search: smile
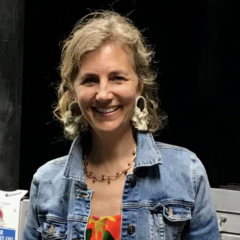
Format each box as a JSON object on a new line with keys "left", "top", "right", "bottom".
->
{"left": 93, "top": 106, "right": 120, "bottom": 113}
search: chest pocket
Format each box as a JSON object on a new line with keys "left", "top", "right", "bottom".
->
{"left": 37, "top": 222, "right": 67, "bottom": 240}
{"left": 150, "top": 200, "right": 193, "bottom": 240}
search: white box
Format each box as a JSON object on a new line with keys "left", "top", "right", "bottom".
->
{"left": 211, "top": 188, "right": 240, "bottom": 239}
{"left": 0, "top": 190, "right": 29, "bottom": 240}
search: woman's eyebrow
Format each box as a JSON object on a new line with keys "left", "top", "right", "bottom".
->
{"left": 80, "top": 71, "right": 129, "bottom": 80}
{"left": 108, "top": 71, "right": 129, "bottom": 77}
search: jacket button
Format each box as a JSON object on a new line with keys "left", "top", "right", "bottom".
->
{"left": 127, "top": 224, "right": 135, "bottom": 234}
{"left": 130, "top": 177, "right": 136, "bottom": 187}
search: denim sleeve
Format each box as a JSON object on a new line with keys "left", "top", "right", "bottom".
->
{"left": 23, "top": 175, "right": 41, "bottom": 240}
{"left": 182, "top": 156, "right": 220, "bottom": 240}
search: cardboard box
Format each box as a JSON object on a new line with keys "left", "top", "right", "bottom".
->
{"left": 0, "top": 190, "right": 29, "bottom": 240}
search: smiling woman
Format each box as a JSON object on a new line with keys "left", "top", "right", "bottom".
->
{"left": 54, "top": 11, "right": 164, "bottom": 140}
{"left": 23, "top": 11, "right": 220, "bottom": 240}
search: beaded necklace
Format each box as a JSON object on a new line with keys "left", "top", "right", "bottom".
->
{"left": 83, "top": 145, "right": 137, "bottom": 183}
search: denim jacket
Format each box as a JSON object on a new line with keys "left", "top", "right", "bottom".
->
{"left": 23, "top": 132, "right": 220, "bottom": 240}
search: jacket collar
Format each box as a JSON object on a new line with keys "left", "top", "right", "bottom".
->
{"left": 134, "top": 132, "right": 162, "bottom": 170}
{"left": 63, "top": 132, "right": 161, "bottom": 181}
{"left": 63, "top": 136, "right": 85, "bottom": 182}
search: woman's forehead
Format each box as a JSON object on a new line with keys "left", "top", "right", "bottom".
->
{"left": 79, "top": 43, "right": 135, "bottom": 75}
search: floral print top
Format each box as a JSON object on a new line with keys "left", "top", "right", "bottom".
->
{"left": 86, "top": 215, "right": 121, "bottom": 240}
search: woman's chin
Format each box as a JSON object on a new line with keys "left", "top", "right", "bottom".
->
{"left": 91, "top": 123, "right": 132, "bottom": 135}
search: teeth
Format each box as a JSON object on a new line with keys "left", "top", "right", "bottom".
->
{"left": 95, "top": 107, "right": 118, "bottom": 113}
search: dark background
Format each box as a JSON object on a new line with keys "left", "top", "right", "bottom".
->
{"left": 19, "top": 0, "right": 240, "bottom": 191}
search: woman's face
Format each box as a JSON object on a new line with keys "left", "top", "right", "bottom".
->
{"left": 73, "top": 43, "right": 142, "bottom": 135}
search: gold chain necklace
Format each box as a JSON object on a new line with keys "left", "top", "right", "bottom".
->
{"left": 83, "top": 145, "right": 137, "bottom": 184}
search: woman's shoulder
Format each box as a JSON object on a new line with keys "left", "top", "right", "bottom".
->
{"left": 33, "top": 155, "right": 68, "bottom": 183}
{"left": 39, "top": 155, "right": 68, "bottom": 168}
{"left": 154, "top": 141, "right": 206, "bottom": 174}
{"left": 155, "top": 141, "right": 197, "bottom": 158}
{"left": 154, "top": 141, "right": 209, "bottom": 195}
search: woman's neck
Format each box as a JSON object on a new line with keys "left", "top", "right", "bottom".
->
{"left": 88, "top": 127, "right": 136, "bottom": 167}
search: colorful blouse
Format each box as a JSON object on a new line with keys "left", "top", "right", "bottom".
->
{"left": 86, "top": 215, "right": 121, "bottom": 240}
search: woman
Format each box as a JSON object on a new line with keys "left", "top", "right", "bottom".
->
{"left": 23, "top": 11, "right": 220, "bottom": 240}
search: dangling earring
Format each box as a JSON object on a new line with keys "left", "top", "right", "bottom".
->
{"left": 131, "top": 96, "right": 149, "bottom": 131}
{"left": 64, "top": 101, "right": 89, "bottom": 134}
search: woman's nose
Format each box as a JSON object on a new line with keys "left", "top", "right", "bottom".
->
{"left": 95, "top": 81, "right": 113, "bottom": 103}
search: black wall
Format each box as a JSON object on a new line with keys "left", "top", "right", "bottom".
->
{"left": 19, "top": 0, "right": 240, "bottom": 191}
{"left": 0, "top": 0, "right": 24, "bottom": 190}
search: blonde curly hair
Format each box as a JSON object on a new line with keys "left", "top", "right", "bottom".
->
{"left": 54, "top": 11, "right": 167, "bottom": 140}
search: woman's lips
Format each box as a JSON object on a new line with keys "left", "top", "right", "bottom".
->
{"left": 93, "top": 106, "right": 120, "bottom": 113}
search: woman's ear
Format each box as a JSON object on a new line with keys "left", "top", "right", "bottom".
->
{"left": 137, "top": 81, "right": 144, "bottom": 95}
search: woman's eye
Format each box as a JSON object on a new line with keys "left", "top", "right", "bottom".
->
{"left": 82, "top": 77, "right": 98, "bottom": 85}
{"left": 111, "top": 76, "right": 124, "bottom": 82}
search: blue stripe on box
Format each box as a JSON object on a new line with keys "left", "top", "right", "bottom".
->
{"left": 0, "top": 228, "right": 15, "bottom": 240}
